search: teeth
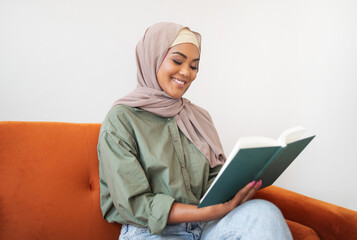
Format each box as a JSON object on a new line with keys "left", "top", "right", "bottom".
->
{"left": 172, "top": 78, "right": 185, "bottom": 85}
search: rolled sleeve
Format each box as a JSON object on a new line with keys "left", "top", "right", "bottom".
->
{"left": 148, "top": 194, "right": 175, "bottom": 235}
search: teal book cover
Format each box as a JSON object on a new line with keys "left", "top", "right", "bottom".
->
{"left": 198, "top": 127, "right": 315, "bottom": 208}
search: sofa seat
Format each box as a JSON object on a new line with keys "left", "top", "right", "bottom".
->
{"left": 1, "top": 121, "right": 356, "bottom": 240}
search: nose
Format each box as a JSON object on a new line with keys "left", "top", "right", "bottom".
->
{"left": 178, "top": 64, "right": 190, "bottom": 79}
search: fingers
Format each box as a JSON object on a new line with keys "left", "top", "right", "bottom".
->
{"left": 241, "top": 179, "right": 262, "bottom": 204}
{"left": 226, "top": 179, "right": 263, "bottom": 210}
{"left": 229, "top": 180, "right": 258, "bottom": 207}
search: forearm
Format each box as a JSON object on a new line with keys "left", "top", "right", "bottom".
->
{"left": 167, "top": 180, "right": 261, "bottom": 224}
{"left": 167, "top": 202, "right": 228, "bottom": 224}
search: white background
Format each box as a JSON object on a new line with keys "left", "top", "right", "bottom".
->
{"left": 1, "top": 0, "right": 356, "bottom": 210}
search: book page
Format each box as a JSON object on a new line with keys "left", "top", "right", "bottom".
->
{"left": 277, "top": 126, "right": 306, "bottom": 146}
{"left": 237, "top": 137, "right": 280, "bottom": 149}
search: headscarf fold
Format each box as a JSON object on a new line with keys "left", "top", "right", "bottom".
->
{"left": 112, "top": 22, "right": 226, "bottom": 167}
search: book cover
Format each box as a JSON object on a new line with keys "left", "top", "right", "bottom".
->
{"left": 198, "top": 127, "right": 315, "bottom": 208}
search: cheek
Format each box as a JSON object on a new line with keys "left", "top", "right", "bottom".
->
{"left": 157, "top": 62, "right": 171, "bottom": 82}
{"left": 191, "top": 71, "right": 198, "bottom": 81}
{"left": 161, "top": 61, "right": 177, "bottom": 76}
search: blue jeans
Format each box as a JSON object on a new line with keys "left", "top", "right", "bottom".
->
{"left": 119, "top": 199, "right": 293, "bottom": 240}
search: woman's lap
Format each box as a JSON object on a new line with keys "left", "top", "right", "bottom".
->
{"left": 119, "top": 222, "right": 203, "bottom": 240}
{"left": 200, "top": 199, "right": 293, "bottom": 240}
{"left": 119, "top": 199, "right": 292, "bottom": 240}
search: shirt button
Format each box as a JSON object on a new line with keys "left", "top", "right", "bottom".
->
{"left": 167, "top": 117, "right": 171, "bottom": 121}
{"left": 174, "top": 139, "right": 178, "bottom": 142}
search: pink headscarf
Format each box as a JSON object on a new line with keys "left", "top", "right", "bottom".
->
{"left": 112, "top": 22, "right": 226, "bottom": 167}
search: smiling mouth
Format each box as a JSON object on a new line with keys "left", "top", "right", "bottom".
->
{"left": 171, "top": 77, "right": 186, "bottom": 85}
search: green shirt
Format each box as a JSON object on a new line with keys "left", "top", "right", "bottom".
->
{"left": 97, "top": 105, "right": 221, "bottom": 235}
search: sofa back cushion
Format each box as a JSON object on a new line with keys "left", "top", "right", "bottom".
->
{"left": 0, "top": 121, "right": 121, "bottom": 240}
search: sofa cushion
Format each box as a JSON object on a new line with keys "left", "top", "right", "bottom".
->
{"left": 286, "top": 219, "right": 320, "bottom": 240}
{"left": 0, "top": 122, "right": 121, "bottom": 240}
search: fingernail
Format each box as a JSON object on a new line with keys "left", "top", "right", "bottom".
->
{"left": 250, "top": 180, "right": 256, "bottom": 188}
{"left": 258, "top": 180, "right": 262, "bottom": 188}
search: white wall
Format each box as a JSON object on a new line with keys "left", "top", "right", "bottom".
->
{"left": 1, "top": 0, "right": 356, "bottom": 211}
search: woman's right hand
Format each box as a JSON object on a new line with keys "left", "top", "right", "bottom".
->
{"left": 167, "top": 180, "right": 262, "bottom": 224}
{"left": 202, "top": 180, "right": 262, "bottom": 221}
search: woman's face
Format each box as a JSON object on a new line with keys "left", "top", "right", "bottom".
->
{"left": 157, "top": 43, "right": 200, "bottom": 99}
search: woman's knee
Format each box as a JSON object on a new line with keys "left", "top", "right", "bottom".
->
{"left": 247, "top": 199, "right": 281, "bottom": 213}
{"left": 248, "top": 199, "right": 288, "bottom": 228}
{"left": 202, "top": 199, "right": 291, "bottom": 239}
{"left": 230, "top": 199, "right": 285, "bottom": 223}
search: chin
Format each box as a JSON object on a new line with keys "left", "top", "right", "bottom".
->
{"left": 165, "top": 86, "right": 189, "bottom": 99}
{"left": 167, "top": 91, "right": 184, "bottom": 99}
{"left": 170, "top": 94, "right": 183, "bottom": 99}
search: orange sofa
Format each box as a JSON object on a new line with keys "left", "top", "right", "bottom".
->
{"left": 1, "top": 121, "right": 356, "bottom": 240}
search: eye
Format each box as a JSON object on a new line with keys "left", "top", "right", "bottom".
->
{"left": 172, "top": 59, "right": 182, "bottom": 65}
{"left": 190, "top": 65, "right": 198, "bottom": 70}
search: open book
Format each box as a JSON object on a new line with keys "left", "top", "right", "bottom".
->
{"left": 198, "top": 126, "right": 315, "bottom": 208}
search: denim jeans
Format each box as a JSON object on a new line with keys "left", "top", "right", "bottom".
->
{"left": 119, "top": 199, "right": 293, "bottom": 240}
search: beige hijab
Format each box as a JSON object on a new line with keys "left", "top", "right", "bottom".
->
{"left": 112, "top": 22, "right": 226, "bottom": 167}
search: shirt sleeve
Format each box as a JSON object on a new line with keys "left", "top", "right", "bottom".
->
{"left": 98, "top": 129, "right": 175, "bottom": 235}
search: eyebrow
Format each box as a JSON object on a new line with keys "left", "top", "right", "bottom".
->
{"left": 171, "top": 51, "right": 200, "bottom": 62}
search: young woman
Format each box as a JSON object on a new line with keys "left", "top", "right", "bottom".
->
{"left": 97, "top": 22, "right": 293, "bottom": 240}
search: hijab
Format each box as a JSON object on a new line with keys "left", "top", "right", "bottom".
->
{"left": 112, "top": 22, "right": 226, "bottom": 167}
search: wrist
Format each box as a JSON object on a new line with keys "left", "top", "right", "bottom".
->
{"left": 200, "top": 204, "right": 229, "bottom": 222}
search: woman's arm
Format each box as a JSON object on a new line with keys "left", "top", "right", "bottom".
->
{"left": 167, "top": 180, "right": 262, "bottom": 223}
{"left": 99, "top": 128, "right": 175, "bottom": 235}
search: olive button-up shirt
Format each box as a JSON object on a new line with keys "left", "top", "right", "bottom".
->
{"left": 97, "top": 105, "right": 221, "bottom": 235}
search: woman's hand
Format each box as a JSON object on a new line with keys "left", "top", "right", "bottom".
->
{"left": 167, "top": 180, "right": 262, "bottom": 224}
{"left": 200, "top": 180, "right": 262, "bottom": 221}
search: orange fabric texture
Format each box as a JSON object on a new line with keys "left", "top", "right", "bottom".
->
{"left": 286, "top": 220, "right": 320, "bottom": 240}
{"left": 0, "top": 122, "right": 121, "bottom": 240}
{"left": 255, "top": 186, "right": 357, "bottom": 239}
{"left": 1, "top": 121, "right": 356, "bottom": 240}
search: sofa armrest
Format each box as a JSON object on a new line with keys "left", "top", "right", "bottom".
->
{"left": 254, "top": 185, "right": 357, "bottom": 240}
